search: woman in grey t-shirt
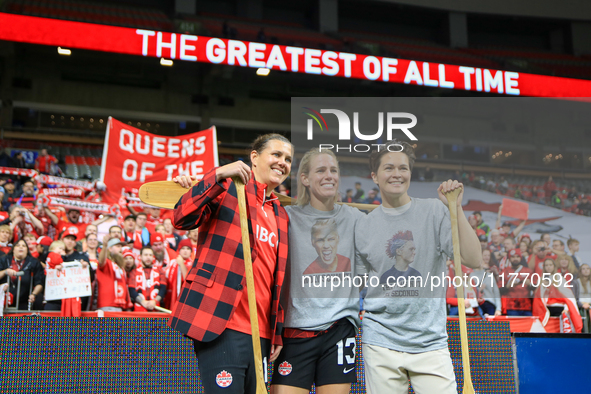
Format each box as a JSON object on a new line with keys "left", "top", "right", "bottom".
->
{"left": 271, "top": 148, "right": 364, "bottom": 394}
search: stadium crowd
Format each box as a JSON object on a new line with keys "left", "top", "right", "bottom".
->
{"left": 0, "top": 153, "right": 589, "bottom": 333}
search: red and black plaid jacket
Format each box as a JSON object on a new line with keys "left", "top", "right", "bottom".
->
{"left": 168, "top": 168, "right": 288, "bottom": 346}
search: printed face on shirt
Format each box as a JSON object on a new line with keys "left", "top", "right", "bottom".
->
{"left": 251, "top": 140, "right": 293, "bottom": 190}
{"left": 141, "top": 249, "right": 154, "bottom": 267}
{"left": 301, "top": 153, "right": 339, "bottom": 204}
{"left": 371, "top": 152, "right": 411, "bottom": 201}
{"left": 13, "top": 240, "right": 28, "bottom": 260}
{"left": 311, "top": 226, "right": 339, "bottom": 266}
{"left": 397, "top": 240, "right": 416, "bottom": 265}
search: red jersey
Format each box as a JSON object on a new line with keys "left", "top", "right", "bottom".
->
{"left": 226, "top": 200, "right": 277, "bottom": 339}
{"left": 96, "top": 259, "right": 130, "bottom": 309}
{"left": 56, "top": 219, "right": 87, "bottom": 241}
{"left": 303, "top": 254, "right": 351, "bottom": 275}
{"left": 35, "top": 154, "right": 57, "bottom": 173}
{"left": 500, "top": 265, "right": 533, "bottom": 311}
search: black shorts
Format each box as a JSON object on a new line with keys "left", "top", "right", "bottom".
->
{"left": 193, "top": 329, "right": 271, "bottom": 394}
{"left": 271, "top": 319, "right": 358, "bottom": 389}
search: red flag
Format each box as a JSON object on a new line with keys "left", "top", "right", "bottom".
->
{"left": 501, "top": 198, "right": 529, "bottom": 221}
{"left": 533, "top": 285, "right": 582, "bottom": 333}
{"left": 100, "top": 118, "right": 219, "bottom": 204}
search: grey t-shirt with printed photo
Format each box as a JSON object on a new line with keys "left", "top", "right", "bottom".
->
{"left": 355, "top": 198, "right": 453, "bottom": 353}
{"left": 284, "top": 203, "right": 365, "bottom": 331}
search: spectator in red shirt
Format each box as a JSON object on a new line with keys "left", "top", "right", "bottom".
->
{"left": 8, "top": 205, "right": 44, "bottom": 242}
{"left": 128, "top": 246, "right": 167, "bottom": 312}
{"left": 34, "top": 149, "right": 58, "bottom": 175}
{"left": 528, "top": 240, "right": 549, "bottom": 276}
{"left": 97, "top": 235, "right": 131, "bottom": 312}
{"left": 543, "top": 176, "right": 557, "bottom": 204}
{"left": 500, "top": 249, "right": 534, "bottom": 316}
{"left": 43, "top": 207, "right": 87, "bottom": 241}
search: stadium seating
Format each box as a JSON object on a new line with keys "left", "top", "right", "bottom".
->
{"left": 3, "top": 0, "right": 173, "bottom": 31}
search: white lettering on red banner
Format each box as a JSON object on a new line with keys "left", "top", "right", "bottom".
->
{"left": 100, "top": 117, "right": 218, "bottom": 204}
{"left": 39, "top": 188, "right": 85, "bottom": 198}
{"left": 1, "top": 13, "right": 591, "bottom": 97}
{"left": 37, "top": 174, "right": 95, "bottom": 191}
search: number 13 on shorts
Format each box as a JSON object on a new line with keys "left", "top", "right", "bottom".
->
{"left": 336, "top": 337, "right": 356, "bottom": 371}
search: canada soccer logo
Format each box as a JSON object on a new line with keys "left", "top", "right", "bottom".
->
{"left": 278, "top": 361, "right": 292, "bottom": 376}
{"left": 216, "top": 370, "right": 233, "bottom": 388}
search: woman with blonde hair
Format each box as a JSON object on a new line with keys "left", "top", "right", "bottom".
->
{"left": 555, "top": 254, "right": 577, "bottom": 278}
{"left": 271, "top": 148, "right": 364, "bottom": 394}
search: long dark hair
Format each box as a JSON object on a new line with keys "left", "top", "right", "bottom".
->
{"left": 9, "top": 238, "right": 31, "bottom": 260}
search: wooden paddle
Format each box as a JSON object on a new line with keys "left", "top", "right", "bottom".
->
{"left": 140, "top": 178, "right": 265, "bottom": 393}
{"left": 232, "top": 177, "right": 267, "bottom": 394}
{"left": 138, "top": 180, "right": 379, "bottom": 211}
{"left": 445, "top": 187, "right": 476, "bottom": 394}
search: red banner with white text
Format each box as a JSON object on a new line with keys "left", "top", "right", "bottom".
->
{"left": 100, "top": 118, "right": 218, "bottom": 204}
{"left": 1, "top": 12, "right": 591, "bottom": 97}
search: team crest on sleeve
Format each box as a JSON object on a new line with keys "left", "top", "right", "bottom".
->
{"left": 278, "top": 361, "right": 292, "bottom": 376}
{"left": 216, "top": 370, "right": 233, "bottom": 388}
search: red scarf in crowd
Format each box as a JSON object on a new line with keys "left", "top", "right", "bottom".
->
{"left": 134, "top": 265, "right": 162, "bottom": 301}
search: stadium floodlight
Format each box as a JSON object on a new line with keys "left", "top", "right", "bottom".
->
{"left": 160, "top": 58, "right": 173, "bottom": 66}
{"left": 256, "top": 68, "right": 270, "bottom": 76}
{"left": 57, "top": 47, "right": 71, "bottom": 56}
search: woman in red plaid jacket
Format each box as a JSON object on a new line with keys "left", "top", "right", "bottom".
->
{"left": 169, "top": 133, "right": 292, "bottom": 394}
